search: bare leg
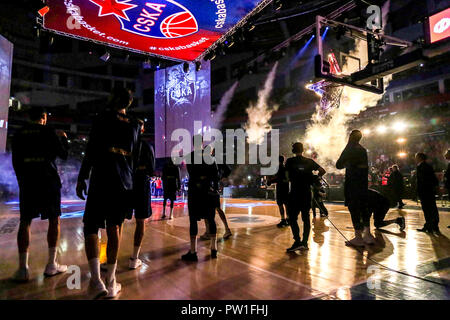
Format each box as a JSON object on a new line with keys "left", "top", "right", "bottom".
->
{"left": 134, "top": 219, "right": 145, "bottom": 249}
{"left": 85, "top": 234, "right": 100, "bottom": 261}
{"left": 16, "top": 220, "right": 31, "bottom": 276}
{"left": 217, "top": 207, "right": 230, "bottom": 231}
{"left": 106, "top": 224, "right": 122, "bottom": 264}
{"left": 162, "top": 199, "right": 166, "bottom": 218}
{"left": 17, "top": 220, "right": 31, "bottom": 254}
{"left": 47, "top": 217, "right": 60, "bottom": 248}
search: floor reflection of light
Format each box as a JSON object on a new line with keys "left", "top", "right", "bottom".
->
{"left": 60, "top": 240, "right": 68, "bottom": 252}
{"left": 248, "top": 206, "right": 252, "bottom": 215}
{"left": 335, "top": 286, "right": 351, "bottom": 300}
{"left": 404, "top": 233, "right": 419, "bottom": 275}
{"left": 221, "top": 198, "right": 227, "bottom": 212}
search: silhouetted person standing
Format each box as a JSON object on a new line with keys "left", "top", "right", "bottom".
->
{"left": 336, "top": 130, "right": 375, "bottom": 247}
{"left": 285, "top": 142, "right": 325, "bottom": 251}
{"left": 389, "top": 165, "right": 405, "bottom": 209}
{"left": 200, "top": 148, "right": 233, "bottom": 240}
{"left": 445, "top": 150, "right": 450, "bottom": 229}
{"left": 268, "top": 156, "right": 289, "bottom": 228}
{"left": 162, "top": 158, "right": 180, "bottom": 220}
{"left": 126, "top": 120, "right": 155, "bottom": 269}
{"left": 12, "top": 108, "right": 69, "bottom": 282}
{"left": 76, "top": 88, "right": 140, "bottom": 299}
{"left": 182, "top": 136, "right": 220, "bottom": 261}
{"left": 415, "top": 153, "right": 440, "bottom": 233}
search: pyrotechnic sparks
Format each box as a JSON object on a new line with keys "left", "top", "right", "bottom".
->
{"left": 244, "top": 62, "right": 279, "bottom": 144}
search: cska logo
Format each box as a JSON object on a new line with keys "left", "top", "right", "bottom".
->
{"left": 89, "top": 0, "right": 198, "bottom": 39}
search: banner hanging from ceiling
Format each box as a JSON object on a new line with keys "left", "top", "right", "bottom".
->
{"left": 40, "top": 0, "right": 267, "bottom": 61}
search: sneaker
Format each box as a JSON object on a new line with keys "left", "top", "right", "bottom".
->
{"left": 199, "top": 233, "right": 210, "bottom": 240}
{"left": 87, "top": 280, "right": 108, "bottom": 300}
{"left": 12, "top": 268, "right": 29, "bottom": 283}
{"left": 44, "top": 263, "right": 68, "bottom": 277}
{"left": 181, "top": 251, "right": 198, "bottom": 261}
{"left": 286, "top": 241, "right": 302, "bottom": 252}
{"left": 320, "top": 212, "right": 328, "bottom": 217}
{"left": 211, "top": 249, "right": 218, "bottom": 259}
{"left": 363, "top": 232, "right": 376, "bottom": 245}
{"left": 128, "top": 258, "right": 142, "bottom": 270}
{"left": 105, "top": 279, "right": 122, "bottom": 299}
{"left": 100, "top": 263, "right": 107, "bottom": 272}
{"left": 161, "top": 215, "right": 166, "bottom": 220}
{"left": 345, "top": 237, "right": 365, "bottom": 247}
{"left": 397, "top": 217, "right": 406, "bottom": 231}
{"left": 416, "top": 226, "right": 431, "bottom": 233}
{"left": 223, "top": 230, "right": 232, "bottom": 239}
{"left": 299, "top": 242, "right": 309, "bottom": 250}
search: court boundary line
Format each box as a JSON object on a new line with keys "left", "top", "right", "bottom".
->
{"left": 147, "top": 224, "right": 332, "bottom": 300}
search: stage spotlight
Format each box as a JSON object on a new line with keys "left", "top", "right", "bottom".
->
{"left": 100, "top": 51, "right": 111, "bottom": 62}
{"left": 376, "top": 125, "right": 387, "bottom": 134}
{"left": 396, "top": 137, "right": 406, "bottom": 144}
{"left": 397, "top": 152, "right": 407, "bottom": 158}
{"left": 362, "top": 128, "right": 371, "bottom": 135}
{"left": 393, "top": 121, "right": 408, "bottom": 132}
{"left": 195, "top": 61, "right": 202, "bottom": 71}
{"left": 183, "top": 62, "right": 189, "bottom": 73}
{"left": 306, "top": 149, "right": 313, "bottom": 155}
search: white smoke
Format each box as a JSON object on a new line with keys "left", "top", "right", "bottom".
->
{"left": 244, "top": 62, "right": 279, "bottom": 144}
{"left": 211, "top": 81, "right": 238, "bottom": 130}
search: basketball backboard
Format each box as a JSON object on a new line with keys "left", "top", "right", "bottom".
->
{"left": 314, "top": 15, "right": 427, "bottom": 94}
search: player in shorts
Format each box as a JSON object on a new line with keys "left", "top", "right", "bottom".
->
{"left": 101, "top": 120, "right": 155, "bottom": 271}
{"left": 11, "top": 107, "right": 69, "bottom": 282}
{"left": 268, "top": 156, "right": 290, "bottom": 228}
{"left": 77, "top": 87, "right": 141, "bottom": 299}
{"left": 161, "top": 158, "right": 180, "bottom": 220}
{"left": 200, "top": 148, "right": 233, "bottom": 240}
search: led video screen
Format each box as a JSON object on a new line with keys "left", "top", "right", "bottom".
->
{"left": 154, "top": 61, "right": 211, "bottom": 158}
{"left": 41, "top": 0, "right": 267, "bottom": 61}
{"left": 427, "top": 7, "right": 450, "bottom": 44}
{"left": 0, "top": 35, "right": 13, "bottom": 153}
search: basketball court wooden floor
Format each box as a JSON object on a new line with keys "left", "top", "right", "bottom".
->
{"left": 0, "top": 198, "right": 449, "bottom": 300}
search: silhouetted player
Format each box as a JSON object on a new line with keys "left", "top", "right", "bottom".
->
{"left": 415, "top": 153, "right": 440, "bottom": 233}
{"left": 126, "top": 120, "right": 155, "bottom": 268}
{"left": 201, "top": 147, "right": 233, "bottom": 240}
{"left": 285, "top": 142, "right": 325, "bottom": 252}
{"left": 336, "top": 130, "right": 375, "bottom": 247}
{"left": 11, "top": 107, "right": 69, "bottom": 282}
{"left": 388, "top": 165, "right": 405, "bottom": 209}
{"left": 77, "top": 87, "right": 140, "bottom": 299}
{"left": 101, "top": 120, "right": 155, "bottom": 272}
{"left": 182, "top": 136, "right": 219, "bottom": 261}
{"left": 445, "top": 150, "right": 450, "bottom": 229}
{"left": 268, "top": 156, "right": 289, "bottom": 228}
{"left": 162, "top": 157, "right": 180, "bottom": 220}
{"left": 368, "top": 189, "right": 405, "bottom": 231}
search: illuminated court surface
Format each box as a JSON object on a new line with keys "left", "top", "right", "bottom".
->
{"left": 0, "top": 198, "right": 449, "bottom": 300}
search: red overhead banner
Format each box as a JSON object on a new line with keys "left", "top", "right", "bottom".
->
{"left": 41, "top": 0, "right": 267, "bottom": 61}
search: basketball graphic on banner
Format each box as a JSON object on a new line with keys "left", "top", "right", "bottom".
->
{"left": 160, "top": 11, "right": 198, "bottom": 38}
